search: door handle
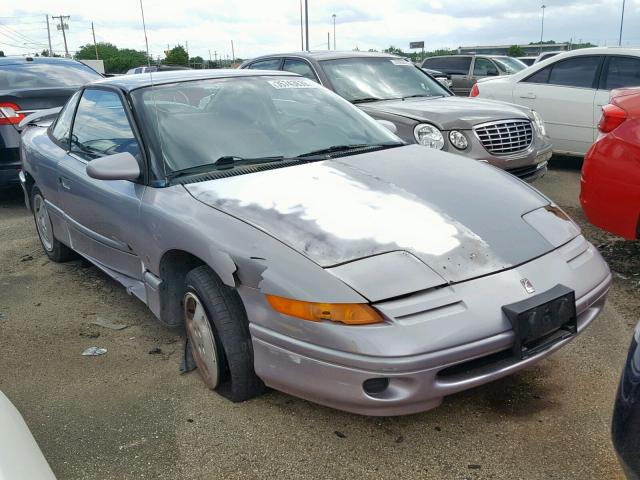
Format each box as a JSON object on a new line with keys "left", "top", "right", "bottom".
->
{"left": 519, "top": 92, "right": 537, "bottom": 99}
{"left": 59, "top": 177, "right": 71, "bottom": 190}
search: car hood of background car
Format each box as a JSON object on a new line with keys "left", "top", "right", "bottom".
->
{"left": 185, "top": 145, "right": 560, "bottom": 285}
{"left": 358, "top": 96, "right": 530, "bottom": 130}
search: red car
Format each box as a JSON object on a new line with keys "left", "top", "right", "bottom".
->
{"left": 581, "top": 88, "right": 640, "bottom": 240}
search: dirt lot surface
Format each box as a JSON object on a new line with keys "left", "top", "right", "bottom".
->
{"left": 1, "top": 158, "right": 638, "bottom": 479}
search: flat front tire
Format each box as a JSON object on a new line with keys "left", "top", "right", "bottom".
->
{"left": 31, "top": 186, "right": 75, "bottom": 262}
{"left": 183, "top": 265, "right": 265, "bottom": 402}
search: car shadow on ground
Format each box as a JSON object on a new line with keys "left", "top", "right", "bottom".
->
{"left": 549, "top": 155, "right": 583, "bottom": 171}
{"left": 0, "top": 185, "right": 24, "bottom": 205}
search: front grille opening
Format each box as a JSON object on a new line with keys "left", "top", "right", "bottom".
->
{"left": 475, "top": 120, "right": 533, "bottom": 156}
{"left": 437, "top": 348, "right": 515, "bottom": 378}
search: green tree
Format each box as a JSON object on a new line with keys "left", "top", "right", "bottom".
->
{"left": 165, "top": 45, "right": 188, "bottom": 66}
{"left": 75, "top": 42, "right": 149, "bottom": 74}
{"left": 189, "top": 55, "right": 204, "bottom": 68}
{"left": 0, "top": 51, "right": 4, "bottom": 57}
{"left": 507, "top": 45, "right": 526, "bottom": 57}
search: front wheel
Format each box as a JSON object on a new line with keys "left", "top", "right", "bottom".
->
{"left": 31, "top": 186, "right": 76, "bottom": 262}
{"left": 183, "top": 266, "right": 265, "bottom": 402}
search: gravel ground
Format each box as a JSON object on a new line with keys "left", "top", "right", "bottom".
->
{"left": 0, "top": 159, "right": 637, "bottom": 480}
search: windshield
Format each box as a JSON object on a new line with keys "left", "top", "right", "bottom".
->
{"left": 492, "top": 57, "right": 527, "bottom": 74}
{"left": 319, "top": 57, "right": 451, "bottom": 102}
{"left": 133, "top": 76, "right": 402, "bottom": 175}
{"left": 0, "top": 62, "right": 102, "bottom": 89}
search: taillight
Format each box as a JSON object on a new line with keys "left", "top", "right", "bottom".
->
{"left": 0, "top": 103, "right": 24, "bottom": 125}
{"left": 598, "top": 104, "right": 627, "bottom": 133}
{"left": 469, "top": 83, "right": 480, "bottom": 97}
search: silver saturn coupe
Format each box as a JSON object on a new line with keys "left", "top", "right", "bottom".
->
{"left": 19, "top": 70, "right": 611, "bottom": 416}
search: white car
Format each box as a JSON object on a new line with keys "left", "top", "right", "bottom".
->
{"left": 0, "top": 391, "right": 56, "bottom": 479}
{"left": 472, "top": 47, "right": 640, "bottom": 156}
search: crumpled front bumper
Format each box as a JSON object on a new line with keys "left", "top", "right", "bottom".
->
{"left": 243, "top": 237, "right": 610, "bottom": 416}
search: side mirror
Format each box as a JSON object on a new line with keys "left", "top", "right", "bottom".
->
{"left": 377, "top": 119, "right": 398, "bottom": 134}
{"left": 86, "top": 152, "right": 141, "bottom": 181}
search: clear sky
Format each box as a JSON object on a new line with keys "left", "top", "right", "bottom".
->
{"left": 0, "top": 0, "right": 638, "bottom": 60}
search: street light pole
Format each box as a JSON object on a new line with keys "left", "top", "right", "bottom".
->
{"left": 304, "top": 0, "right": 309, "bottom": 51}
{"left": 618, "top": 0, "right": 626, "bottom": 46}
{"left": 332, "top": 14, "right": 336, "bottom": 50}
{"left": 539, "top": 5, "right": 546, "bottom": 55}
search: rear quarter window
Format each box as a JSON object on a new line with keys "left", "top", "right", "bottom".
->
{"left": 423, "top": 57, "right": 471, "bottom": 75}
{"left": 604, "top": 56, "right": 640, "bottom": 90}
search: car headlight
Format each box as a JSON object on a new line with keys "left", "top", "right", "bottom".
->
{"left": 448, "top": 130, "right": 468, "bottom": 150}
{"left": 414, "top": 123, "right": 445, "bottom": 149}
{"left": 532, "top": 110, "right": 547, "bottom": 136}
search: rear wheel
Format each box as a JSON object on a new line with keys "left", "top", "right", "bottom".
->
{"left": 31, "top": 186, "right": 75, "bottom": 262}
{"left": 183, "top": 266, "right": 265, "bottom": 402}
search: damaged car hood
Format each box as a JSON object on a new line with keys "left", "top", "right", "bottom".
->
{"left": 185, "top": 145, "right": 555, "bottom": 284}
{"left": 359, "top": 96, "right": 531, "bottom": 130}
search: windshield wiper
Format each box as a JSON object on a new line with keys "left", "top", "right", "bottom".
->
{"left": 402, "top": 94, "right": 441, "bottom": 100}
{"left": 296, "top": 143, "right": 402, "bottom": 159}
{"left": 351, "top": 97, "right": 385, "bottom": 104}
{"left": 167, "top": 155, "right": 284, "bottom": 179}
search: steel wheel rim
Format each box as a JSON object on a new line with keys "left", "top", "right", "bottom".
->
{"left": 34, "top": 194, "right": 53, "bottom": 252}
{"left": 184, "top": 292, "right": 220, "bottom": 389}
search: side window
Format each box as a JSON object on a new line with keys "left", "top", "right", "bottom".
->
{"left": 282, "top": 59, "right": 319, "bottom": 82}
{"left": 547, "top": 56, "right": 602, "bottom": 88}
{"left": 473, "top": 58, "right": 499, "bottom": 76}
{"left": 439, "top": 57, "right": 471, "bottom": 75}
{"left": 70, "top": 89, "right": 141, "bottom": 161}
{"left": 523, "top": 65, "right": 552, "bottom": 84}
{"left": 50, "top": 90, "right": 81, "bottom": 149}
{"left": 248, "top": 59, "right": 281, "bottom": 70}
{"left": 603, "top": 56, "right": 640, "bottom": 90}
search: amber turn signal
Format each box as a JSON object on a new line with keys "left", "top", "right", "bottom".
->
{"left": 265, "top": 295, "right": 384, "bottom": 325}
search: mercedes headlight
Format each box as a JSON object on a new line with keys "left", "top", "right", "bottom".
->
{"left": 449, "top": 130, "right": 469, "bottom": 150}
{"left": 414, "top": 123, "right": 445, "bottom": 149}
{"left": 532, "top": 110, "right": 547, "bottom": 136}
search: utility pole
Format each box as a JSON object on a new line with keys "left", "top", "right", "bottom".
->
{"left": 327, "top": 32, "right": 330, "bottom": 50}
{"left": 52, "top": 15, "right": 70, "bottom": 57}
{"left": 539, "top": 5, "right": 546, "bottom": 55}
{"left": 45, "top": 15, "right": 53, "bottom": 56}
{"left": 304, "top": 0, "right": 309, "bottom": 51}
{"left": 91, "top": 22, "right": 99, "bottom": 59}
{"left": 618, "top": 0, "right": 626, "bottom": 46}
{"left": 231, "top": 40, "right": 235, "bottom": 63}
{"left": 139, "top": 0, "right": 151, "bottom": 66}
{"left": 214, "top": 51, "right": 218, "bottom": 63}
{"left": 299, "top": 0, "right": 304, "bottom": 50}
{"left": 186, "top": 40, "right": 189, "bottom": 66}
{"left": 208, "top": 49, "right": 212, "bottom": 67}
{"left": 332, "top": 14, "right": 336, "bottom": 50}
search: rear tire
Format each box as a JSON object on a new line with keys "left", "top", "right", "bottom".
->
{"left": 31, "top": 186, "right": 76, "bottom": 263}
{"left": 183, "top": 265, "right": 265, "bottom": 402}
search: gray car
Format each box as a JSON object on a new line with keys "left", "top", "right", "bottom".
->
{"left": 241, "top": 52, "right": 551, "bottom": 182}
{"left": 422, "top": 54, "right": 528, "bottom": 96}
{"left": 19, "top": 70, "right": 611, "bottom": 416}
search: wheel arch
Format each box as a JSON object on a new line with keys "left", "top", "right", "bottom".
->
{"left": 157, "top": 249, "right": 238, "bottom": 326}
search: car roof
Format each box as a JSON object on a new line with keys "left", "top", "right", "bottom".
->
{"left": 0, "top": 55, "right": 88, "bottom": 66}
{"left": 247, "top": 51, "right": 399, "bottom": 62}
{"left": 91, "top": 68, "right": 298, "bottom": 92}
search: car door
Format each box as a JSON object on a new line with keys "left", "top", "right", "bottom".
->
{"left": 597, "top": 55, "right": 640, "bottom": 123}
{"left": 513, "top": 55, "right": 603, "bottom": 155}
{"left": 471, "top": 57, "right": 500, "bottom": 85}
{"left": 57, "top": 87, "right": 146, "bottom": 280}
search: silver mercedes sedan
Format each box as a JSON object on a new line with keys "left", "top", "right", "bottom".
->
{"left": 19, "top": 70, "right": 611, "bottom": 416}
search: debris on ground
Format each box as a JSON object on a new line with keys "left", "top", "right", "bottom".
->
{"left": 148, "top": 347, "right": 163, "bottom": 355}
{"left": 82, "top": 346, "right": 107, "bottom": 356}
{"left": 468, "top": 464, "right": 482, "bottom": 470}
{"left": 20, "top": 254, "right": 33, "bottom": 262}
{"left": 91, "top": 316, "right": 129, "bottom": 331}
{"left": 334, "top": 431, "right": 346, "bottom": 438}
{"left": 80, "top": 331, "right": 100, "bottom": 339}
{"left": 0, "top": 313, "right": 6, "bottom": 321}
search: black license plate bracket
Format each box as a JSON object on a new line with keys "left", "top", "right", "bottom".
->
{"left": 502, "top": 284, "right": 577, "bottom": 360}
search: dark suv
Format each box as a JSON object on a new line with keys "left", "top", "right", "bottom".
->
{"left": 0, "top": 56, "right": 102, "bottom": 187}
{"left": 421, "top": 55, "right": 527, "bottom": 96}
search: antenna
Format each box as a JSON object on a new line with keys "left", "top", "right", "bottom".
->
{"left": 139, "top": 0, "right": 151, "bottom": 66}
